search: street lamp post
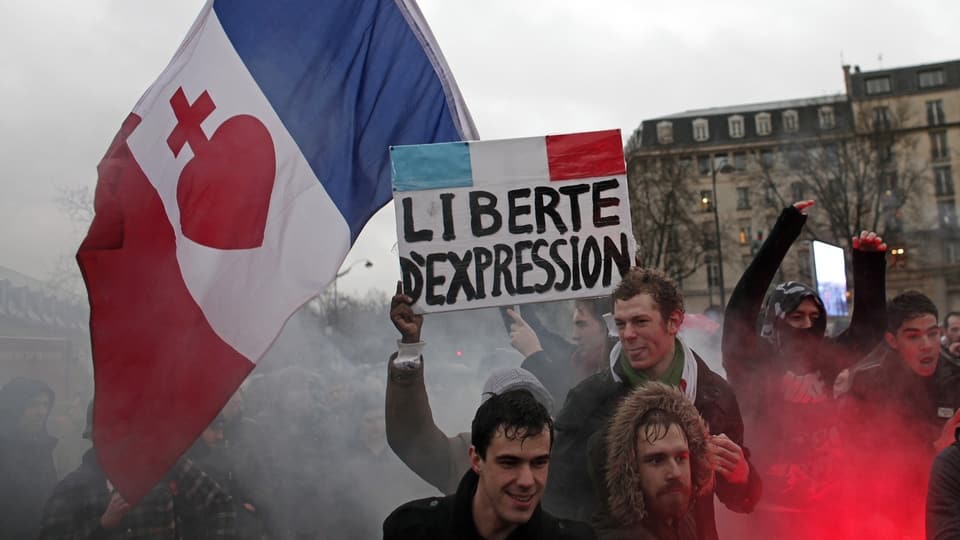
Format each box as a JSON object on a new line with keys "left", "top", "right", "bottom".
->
{"left": 710, "top": 159, "right": 734, "bottom": 308}
{"left": 332, "top": 258, "right": 373, "bottom": 325}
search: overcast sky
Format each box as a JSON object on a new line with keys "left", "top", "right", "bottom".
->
{"left": 2, "top": 0, "right": 958, "bottom": 297}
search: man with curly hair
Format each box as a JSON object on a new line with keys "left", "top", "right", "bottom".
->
{"left": 592, "top": 382, "right": 712, "bottom": 540}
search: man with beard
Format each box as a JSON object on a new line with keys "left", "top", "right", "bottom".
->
{"left": 838, "top": 292, "right": 960, "bottom": 536}
{"left": 545, "top": 268, "right": 761, "bottom": 540}
{"left": 591, "top": 382, "right": 712, "bottom": 540}
{"left": 505, "top": 297, "right": 615, "bottom": 409}
{"left": 720, "top": 200, "right": 886, "bottom": 533}
{"left": 0, "top": 377, "right": 59, "bottom": 539}
{"left": 383, "top": 389, "right": 594, "bottom": 539}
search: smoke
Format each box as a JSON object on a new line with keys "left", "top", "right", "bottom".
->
{"left": 11, "top": 283, "right": 943, "bottom": 539}
{"left": 716, "top": 333, "right": 939, "bottom": 540}
{"left": 218, "top": 290, "right": 526, "bottom": 538}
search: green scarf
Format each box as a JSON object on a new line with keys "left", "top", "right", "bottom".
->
{"left": 619, "top": 338, "right": 684, "bottom": 388}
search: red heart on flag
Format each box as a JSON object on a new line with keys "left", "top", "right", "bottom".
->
{"left": 177, "top": 114, "right": 276, "bottom": 250}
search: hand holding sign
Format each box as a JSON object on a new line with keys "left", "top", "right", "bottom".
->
{"left": 506, "top": 309, "right": 543, "bottom": 357}
{"left": 391, "top": 282, "right": 423, "bottom": 344}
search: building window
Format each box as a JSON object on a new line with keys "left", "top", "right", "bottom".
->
{"left": 881, "top": 171, "right": 899, "bottom": 194}
{"left": 939, "top": 199, "right": 958, "bottom": 228}
{"left": 733, "top": 152, "right": 747, "bottom": 171}
{"left": 787, "top": 147, "right": 806, "bottom": 168}
{"left": 919, "top": 69, "right": 946, "bottom": 89}
{"left": 765, "top": 184, "right": 778, "bottom": 205}
{"left": 700, "top": 190, "right": 714, "bottom": 212}
{"left": 656, "top": 121, "right": 674, "bottom": 144}
{"left": 667, "top": 229, "right": 681, "bottom": 252}
{"left": 782, "top": 110, "right": 799, "bottom": 133}
{"left": 873, "top": 106, "right": 892, "bottom": 131}
{"left": 818, "top": 106, "right": 836, "bottom": 129}
{"left": 736, "top": 187, "right": 751, "bottom": 210}
{"left": 932, "top": 131, "right": 950, "bottom": 160}
{"left": 702, "top": 222, "right": 716, "bottom": 249}
{"left": 928, "top": 100, "right": 946, "bottom": 126}
{"left": 936, "top": 166, "right": 955, "bottom": 196}
{"left": 693, "top": 118, "right": 710, "bottom": 142}
{"left": 822, "top": 143, "right": 839, "bottom": 167}
{"left": 728, "top": 115, "right": 745, "bottom": 138}
{"left": 697, "top": 155, "right": 710, "bottom": 175}
{"left": 877, "top": 140, "right": 895, "bottom": 163}
{"left": 705, "top": 255, "right": 721, "bottom": 288}
{"left": 947, "top": 241, "right": 960, "bottom": 264}
{"left": 759, "top": 149, "right": 776, "bottom": 167}
{"left": 866, "top": 76, "right": 892, "bottom": 95}
{"left": 791, "top": 181, "right": 805, "bottom": 202}
{"left": 755, "top": 113, "right": 772, "bottom": 136}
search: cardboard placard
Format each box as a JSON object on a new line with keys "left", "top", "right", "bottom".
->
{"left": 390, "top": 129, "right": 635, "bottom": 313}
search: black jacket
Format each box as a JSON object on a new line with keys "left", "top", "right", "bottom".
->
{"left": 928, "top": 439, "right": 960, "bottom": 540}
{"left": 383, "top": 469, "right": 595, "bottom": 540}
{"left": 510, "top": 305, "right": 612, "bottom": 411}
{"left": 543, "top": 350, "right": 761, "bottom": 540}
{"left": 841, "top": 344, "right": 960, "bottom": 461}
{"left": 723, "top": 206, "right": 887, "bottom": 418}
{"left": 0, "top": 377, "right": 59, "bottom": 540}
{"left": 721, "top": 207, "right": 886, "bottom": 508}
{"left": 837, "top": 344, "right": 960, "bottom": 534}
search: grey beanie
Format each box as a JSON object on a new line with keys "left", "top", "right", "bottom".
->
{"left": 481, "top": 367, "right": 554, "bottom": 412}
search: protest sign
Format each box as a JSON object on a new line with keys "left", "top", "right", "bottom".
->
{"left": 390, "top": 129, "right": 635, "bottom": 313}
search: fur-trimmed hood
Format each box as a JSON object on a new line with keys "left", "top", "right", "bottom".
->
{"left": 603, "top": 382, "right": 713, "bottom": 528}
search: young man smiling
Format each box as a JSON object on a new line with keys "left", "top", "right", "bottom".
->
{"left": 382, "top": 389, "right": 594, "bottom": 540}
{"left": 545, "top": 268, "right": 760, "bottom": 540}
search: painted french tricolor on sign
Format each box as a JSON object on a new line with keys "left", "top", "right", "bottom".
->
{"left": 78, "top": 0, "right": 476, "bottom": 502}
{"left": 391, "top": 130, "right": 635, "bottom": 313}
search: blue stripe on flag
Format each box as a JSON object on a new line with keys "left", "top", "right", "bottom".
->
{"left": 213, "top": 0, "right": 468, "bottom": 241}
{"left": 391, "top": 142, "right": 472, "bottom": 192}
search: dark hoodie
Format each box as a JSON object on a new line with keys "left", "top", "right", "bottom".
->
{"left": 0, "top": 377, "right": 59, "bottom": 539}
{"left": 722, "top": 206, "right": 886, "bottom": 511}
{"left": 590, "top": 383, "right": 709, "bottom": 540}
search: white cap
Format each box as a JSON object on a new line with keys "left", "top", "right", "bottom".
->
{"left": 481, "top": 367, "right": 554, "bottom": 412}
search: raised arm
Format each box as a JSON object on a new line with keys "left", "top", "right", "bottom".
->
{"left": 504, "top": 308, "right": 568, "bottom": 411}
{"left": 384, "top": 284, "right": 464, "bottom": 494}
{"left": 833, "top": 231, "right": 887, "bottom": 362}
{"left": 722, "top": 202, "right": 810, "bottom": 386}
{"left": 501, "top": 305, "right": 575, "bottom": 365}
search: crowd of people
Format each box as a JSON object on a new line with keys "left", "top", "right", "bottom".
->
{"left": 3, "top": 199, "right": 960, "bottom": 539}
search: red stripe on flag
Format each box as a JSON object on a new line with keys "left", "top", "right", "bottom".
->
{"left": 77, "top": 114, "right": 254, "bottom": 504}
{"left": 545, "top": 129, "right": 625, "bottom": 181}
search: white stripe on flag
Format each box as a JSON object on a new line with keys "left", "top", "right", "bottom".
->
{"left": 469, "top": 136, "right": 549, "bottom": 186}
{"left": 127, "top": 11, "right": 349, "bottom": 362}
